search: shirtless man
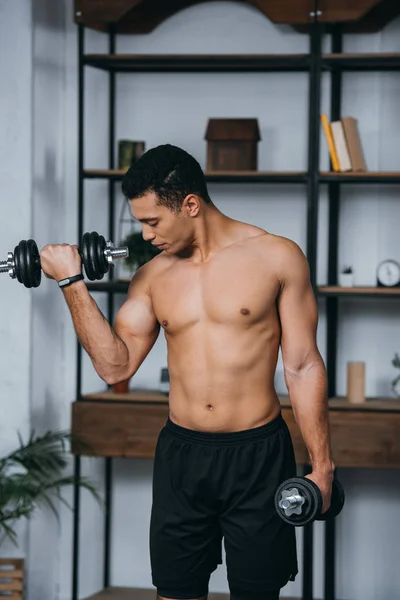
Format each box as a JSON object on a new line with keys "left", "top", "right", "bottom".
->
{"left": 40, "top": 144, "right": 335, "bottom": 600}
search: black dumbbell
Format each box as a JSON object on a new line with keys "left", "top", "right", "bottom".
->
{"left": 0, "top": 232, "right": 129, "bottom": 288}
{"left": 274, "top": 476, "right": 345, "bottom": 526}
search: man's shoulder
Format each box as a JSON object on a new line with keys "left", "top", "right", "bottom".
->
{"left": 127, "top": 251, "right": 170, "bottom": 290}
{"left": 138, "top": 251, "right": 171, "bottom": 278}
{"left": 256, "top": 234, "right": 309, "bottom": 285}
{"left": 258, "top": 232, "right": 305, "bottom": 259}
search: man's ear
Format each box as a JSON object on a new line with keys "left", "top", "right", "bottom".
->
{"left": 182, "top": 194, "right": 201, "bottom": 218}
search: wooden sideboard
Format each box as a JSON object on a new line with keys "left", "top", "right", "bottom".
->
{"left": 71, "top": 390, "right": 400, "bottom": 468}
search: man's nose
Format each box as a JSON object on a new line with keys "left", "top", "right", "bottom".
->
{"left": 142, "top": 227, "right": 156, "bottom": 242}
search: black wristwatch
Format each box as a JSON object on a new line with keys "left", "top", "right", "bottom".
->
{"left": 58, "top": 274, "right": 84, "bottom": 288}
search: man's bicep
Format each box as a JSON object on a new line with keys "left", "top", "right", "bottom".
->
{"left": 113, "top": 268, "right": 160, "bottom": 376}
{"left": 277, "top": 243, "right": 319, "bottom": 374}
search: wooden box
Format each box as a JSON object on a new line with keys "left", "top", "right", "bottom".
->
{"left": 0, "top": 559, "right": 24, "bottom": 598}
{"left": 205, "top": 118, "right": 261, "bottom": 171}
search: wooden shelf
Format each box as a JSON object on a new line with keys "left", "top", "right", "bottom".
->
{"left": 86, "top": 280, "right": 130, "bottom": 293}
{"left": 320, "top": 171, "right": 400, "bottom": 184}
{"left": 85, "top": 169, "right": 400, "bottom": 185}
{"left": 82, "top": 587, "right": 233, "bottom": 600}
{"left": 82, "top": 388, "right": 169, "bottom": 403}
{"left": 75, "top": 0, "right": 400, "bottom": 34}
{"left": 318, "top": 285, "right": 400, "bottom": 297}
{"left": 80, "top": 391, "right": 291, "bottom": 406}
{"left": 84, "top": 53, "right": 310, "bottom": 72}
{"left": 205, "top": 171, "right": 307, "bottom": 183}
{"left": 83, "top": 52, "right": 400, "bottom": 74}
{"left": 82, "top": 588, "right": 302, "bottom": 600}
{"left": 323, "top": 52, "right": 400, "bottom": 71}
{"left": 72, "top": 392, "right": 400, "bottom": 465}
{"left": 84, "top": 589, "right": 154, "bottom": 600}
{"left": 328, "top": 397, "right": 400, "bottom": 412}
{"left": 84, "top": 169, "right": 307, "bottom": 183}
{"left": 80, "top": 390, "right": 400, "bottom": 412}
{"left": 86, "top": 282, "right": 400, "bottom": 296}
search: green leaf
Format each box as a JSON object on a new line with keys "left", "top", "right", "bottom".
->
{"left": 120, "top": 231, "right": 161, "bottom": 270}
{"left": 0, "top": 429, "right": 100, "bottom": 546}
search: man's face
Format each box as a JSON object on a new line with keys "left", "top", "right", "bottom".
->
{"left": 129, "top": 191, "right": 194, "bottom": 254}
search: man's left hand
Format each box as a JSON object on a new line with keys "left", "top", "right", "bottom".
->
{"left": 305, "top": 468, "right": 334, "bottom": 514}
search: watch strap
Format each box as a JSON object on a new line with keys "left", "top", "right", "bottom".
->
{"left": 58, "top": 273, "right": 84, "bottom": 288}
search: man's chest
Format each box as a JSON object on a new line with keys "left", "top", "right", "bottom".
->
{"left": 151, "top": 254, "right": 280, "bottom": 333}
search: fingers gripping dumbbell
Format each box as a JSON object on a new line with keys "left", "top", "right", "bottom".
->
{"left": 275, "top": 476, "right": 345, "bottom": 527}
{"left": 0, "top": 232, "right": 129, "bottom": 288}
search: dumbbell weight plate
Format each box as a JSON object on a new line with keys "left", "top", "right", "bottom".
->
{"left": 95, "top": 233, "right": 108, "bottom": 276}
{"left": 81, "top": 232, "right": 109, "bottom": 281}
{"left": 29, "top": 240, "right": 42, "bottom": 287}
{"left": 316, "top": 478, "right": 345, "bottom": 522}
{"left": 275, "top": 477, "right": 322, "bottom": 526}
{"left": 14, "top": 239, "right": 41, "bottom": 288}
{"left": 81, "top": 232, "right": 97, "bottom": 281}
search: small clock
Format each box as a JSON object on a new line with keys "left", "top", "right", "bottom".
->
{"left": 376, "top": 259, "right": 400, "bottom": 288}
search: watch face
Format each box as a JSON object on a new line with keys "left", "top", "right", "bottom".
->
{"left": 377, "top": 260, "right": 400, "bottom": 287}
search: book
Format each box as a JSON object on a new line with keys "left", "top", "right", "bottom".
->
{"left": 331, "top": 121, "right": 352, "bottom": 172}
{"left": 341, "top": 116, "right": 367, "bottom": 171}
{"left": 320, "top": 114, "right": 340, "bottom": 172}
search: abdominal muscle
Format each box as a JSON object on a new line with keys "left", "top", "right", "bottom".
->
{"left": 165, "top": 321, "right": 282, "bottom": 433}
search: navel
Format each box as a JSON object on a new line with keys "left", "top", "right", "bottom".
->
{"left": 240, "top": 308, "right": 250, "bottom": 315}
{"left": 207, "top": 404, "right": 213, "bottom": 411}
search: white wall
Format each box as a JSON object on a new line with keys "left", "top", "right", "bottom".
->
{"left": 1, "top": 1, "right": 400, "bottom": 599}
{"left": 0, "top": 0, "right": 33, "bottom": 557}
{"left": 27, "top": 1, "right": 69, "bottom": 599}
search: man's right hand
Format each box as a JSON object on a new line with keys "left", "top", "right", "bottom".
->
{"left": 40, "top": 244, "right": 82, "bottom": 281}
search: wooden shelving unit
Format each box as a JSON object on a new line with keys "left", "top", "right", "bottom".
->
{"left": 73, "top": 6, "right": 400, "bottom": 600}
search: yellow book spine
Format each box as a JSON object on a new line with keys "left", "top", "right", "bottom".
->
{"left": 320, "top": 114, "right": 340, "bottom": 172}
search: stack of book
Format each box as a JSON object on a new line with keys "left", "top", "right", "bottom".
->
{"left": 321, "top": 114, "right": 367, "bottom": 172}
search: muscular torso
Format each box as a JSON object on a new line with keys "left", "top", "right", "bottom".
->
{"left": 150, "top": 226, "right": 283, "bottom": 432}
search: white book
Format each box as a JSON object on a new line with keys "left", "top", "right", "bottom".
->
{"left": 331, "top": 121, "right": 352, "bottom": 172}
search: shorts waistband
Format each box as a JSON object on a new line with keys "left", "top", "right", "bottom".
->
{"left": 164, "top": 412, "right": 285, "bottom": 446}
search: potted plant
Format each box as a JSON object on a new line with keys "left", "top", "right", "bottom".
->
{"left": 120, "top": 230, "right": 162, "bottom": 275}
{"left": 338, "top": 265, "right": 354, "bottom": 287}
{"left": 0, "top": 428, "right": 101, "bottom": 593}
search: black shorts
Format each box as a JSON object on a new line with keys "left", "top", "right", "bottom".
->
{"left": 150, "top": 412, "right": 298, "bottom": 599}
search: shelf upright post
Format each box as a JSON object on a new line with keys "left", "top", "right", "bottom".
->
{"left": 72, "top": 22, "right": 85, "bottom": 600}
{"left": 324, "top": 26, "right": 343, "bottom": 600}
{"left": 326, "top": 25, "right": 342, "bottom": 400}
{"left": 306, "top": 14, "right": 323, "bottom": 290}
{"left": 103, "top": 23, "right": 117, "bottom": 591}
{"left": 302, "top": 463, "right": 314, "bottom": 600}
{"left": 303, "top": 9, "right": 323, "bottom": 600}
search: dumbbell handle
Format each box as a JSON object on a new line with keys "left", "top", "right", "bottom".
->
{"left": 102, "top": 240, "right": 129, "bottom": 265}
{"left": 0, "top": 253, "right": 16, "bottom": 278}
{"left": 278, "top": 494, "right": 305, "bottom": 511}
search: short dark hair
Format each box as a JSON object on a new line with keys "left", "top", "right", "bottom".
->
{"left": 121, "top": 144, "right": 212, "bottom": 214}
